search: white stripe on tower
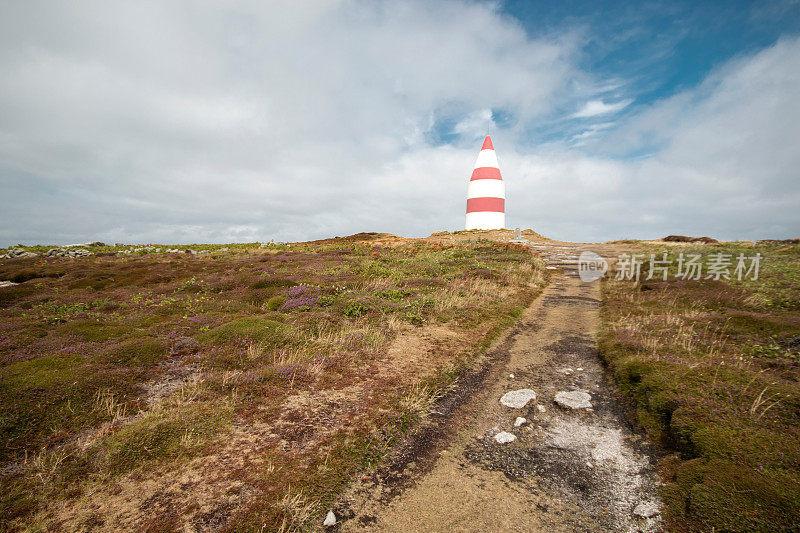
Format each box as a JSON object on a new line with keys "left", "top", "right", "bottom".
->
{"left": 465, "top": 135, "right": 506, "bottom": 230}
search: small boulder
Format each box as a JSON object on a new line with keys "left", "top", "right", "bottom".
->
{"left": 323, "top": 510, "right": 337, "bottom": 527}
{"left": 500, "top": 389, "right": 536, "bottom": 409}
{"left": 554, "top": 390, "right": 592, "bottom": 410}
{"left": 514, "top": 417, "right": 526, "bottom": 427}
{"left": 173, "top": 337, "right": 200, "bottom": 354}
{"left": 493, "top": 431, "right": 517, "bottom": 444}
{"left": 632, "top": 500, "right": 660, "bottom": 518}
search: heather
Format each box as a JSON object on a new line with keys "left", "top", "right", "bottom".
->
{"left": 0, "top": 237, "right": 545, "bottom": 530}
{"left": 599, "top": 242, "right": 800, "bottom": 531}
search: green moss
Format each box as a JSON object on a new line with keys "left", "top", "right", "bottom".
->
{"left": 198, "top": 316, "right": 290, "bottom": 346}
{"left": 103, "top": 338, "right": 167, "bottom": 366}
{"left": 103, "top": 403, "right": 231, "bottom": 474}
{"left": 681, "top": 458, "right": 800, "bottom": 532}
{"left": 0, "top": 352, "right": 139, "bottom": 463}
{"left": 265, "top": 295, "right": 286, "bottom": 311}
{"left": 58, "top": 320, "right": 132, "bottom": 342}
{"left": 1, "top": 352, "right": 84, "bottom": 388}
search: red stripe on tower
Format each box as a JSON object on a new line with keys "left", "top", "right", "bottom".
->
{"left": 466, "top": 197, "right": 505, "bottom": 212}
{"left": 465, "top": 135, "right": 506, "bottom": 230}
{"left": 470, "top": 167, "right": 502, "bottom": 180}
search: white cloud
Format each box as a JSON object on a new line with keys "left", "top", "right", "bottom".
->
{"left": 513, "top": 37, "right": 800, "bottom": 241}
{"left": 571, "top": 98, "right": 633, "bottom": 118}
{"left": 0, "top": 2, "right": 798, "bottom": 245}
{"left": 0, "top": 0, "right": 578, "bottom": 245}
{"left": 452, "top": 108, "right": 494, "bottom": 141}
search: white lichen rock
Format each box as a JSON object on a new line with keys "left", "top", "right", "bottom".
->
{"left": 633, "top": 500, "right": 660, "bottom": 518}
{"left": 493, "top": 431, "right": 517, "bottom": 444}
{"left": 500, "top": 389, "right": 536, "bottom": 409}
{"left": 554, "top": 390, "right": 592, "bottom": 410}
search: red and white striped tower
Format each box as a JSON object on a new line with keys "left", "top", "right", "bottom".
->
{"left": 465, "top": 135, "right": 505, "bottom": 230}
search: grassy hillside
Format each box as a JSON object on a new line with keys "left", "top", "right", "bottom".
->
{"left": 599, "top": 243, "right": 800, "bottom": 531}
{"left": 0, "top": 238, "right": 545, "bottom": 531}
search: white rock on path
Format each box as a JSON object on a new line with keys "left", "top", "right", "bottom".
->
{"left": 494, "top": 431, "right": 517, "bottom": 444}
{"left": 632, "top": 500, "right": 660, "bottom": 518}
{"left": 554, "top": 390, "right": 592, "bottom": 410}
{"left": 500, "top": 389, "right": 536, "bottom": 409}
{"left": 323, "top": 510, "right": 337, "bottom": 526}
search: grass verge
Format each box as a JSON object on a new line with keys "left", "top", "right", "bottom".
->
{"left": 599, "top": 242, "right": 800, "bottom": 531}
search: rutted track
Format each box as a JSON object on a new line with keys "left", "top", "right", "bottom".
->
{"left": 338, "top": 242, "right": 663, "bottom": 532}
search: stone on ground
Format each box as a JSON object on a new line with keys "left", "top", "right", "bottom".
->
{"left": 323, "top": 510, "right": 337, "bottom": 526}
{"left": 500, "top": 389, "right": 536, "bottom": 409}
{"left": 514, "top": 417, "right": 526, "bottom": 427}
{"left": 632, "top": 501, "right": 660, "bottom": 518}
{"left": 554, "top": 390, "right": 592, "bottom": 410}
{"left": 493, "top": 431, "right": 517, "bottom": 444}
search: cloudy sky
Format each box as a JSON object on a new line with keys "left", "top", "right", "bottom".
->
{"left": 1, "top": 0, "right": 799, "bottom": 245}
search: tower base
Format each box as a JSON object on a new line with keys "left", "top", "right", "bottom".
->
{"left": 465, "top": 212, "right": 506, "bottom": 230}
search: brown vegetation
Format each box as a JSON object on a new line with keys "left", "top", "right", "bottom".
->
{"left": 0, "top": 236, "right": 545, "bottom": 531}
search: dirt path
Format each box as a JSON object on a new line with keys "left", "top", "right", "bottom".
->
{"left": 339, "top": 243, "right": 663, "bottom": 532}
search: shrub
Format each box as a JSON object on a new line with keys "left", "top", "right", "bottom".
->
{"left": 250, "top": 279, "right": 297, "bottom": 290}
{"left": 376, "top": 289, "right": 410, "bottom": 301}
{"left": 10, "top": 271, "right": 45, "bottom": 283}
{"left": 317, "top": 295, "right": 336, "bottom": 307}
{"left": 405, "top": 311, "right": 424, "bottom": 326}
{"left": 343, "top": 301, "right": 369, "bottom": 317}
{"left": 280, "top": 295, "right": 318, "bottom": 312}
